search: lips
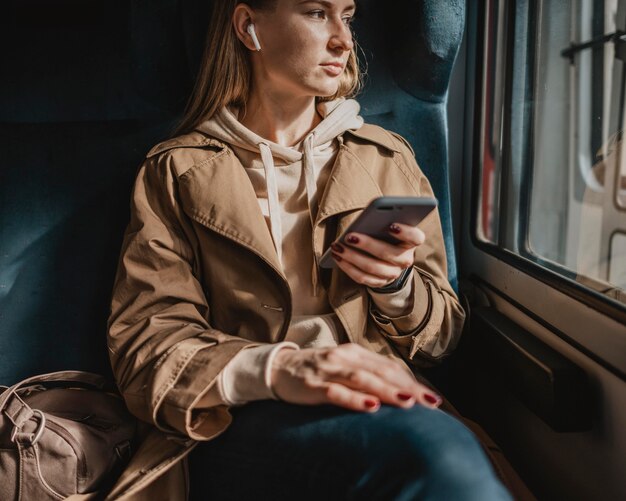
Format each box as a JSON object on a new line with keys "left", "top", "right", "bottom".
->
{"left": 321, "top": 62, "right": 344, "bottom": 76}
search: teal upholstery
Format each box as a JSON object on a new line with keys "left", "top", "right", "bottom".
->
{"left": 0, "top": 0, "right": 464, "bottom": 383}
{"left": 355, "top": 0, "right": 465, "bottom": 292}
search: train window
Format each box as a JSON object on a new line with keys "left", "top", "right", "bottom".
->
{"left": 477, "top": 0, "right": 626, "bottom": 308}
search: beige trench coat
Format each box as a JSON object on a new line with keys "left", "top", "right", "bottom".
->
{"left": 104, "top": 123, "right": 466, "bottom": 500}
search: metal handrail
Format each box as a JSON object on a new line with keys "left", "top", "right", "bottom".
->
{"left": 561, "top": 30, "right": 626, "bottom": 63}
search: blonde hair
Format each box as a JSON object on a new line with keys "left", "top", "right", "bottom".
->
{"left": 173, "top": 0, "right": 363, "bottom": 136}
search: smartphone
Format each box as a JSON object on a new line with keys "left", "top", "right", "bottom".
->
{"left": 318, "top": 196, "right": 438, "bottom": 269}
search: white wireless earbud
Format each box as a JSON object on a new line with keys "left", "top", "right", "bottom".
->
{"left": 247, "top": 23, "right": 261, "bottom": 51}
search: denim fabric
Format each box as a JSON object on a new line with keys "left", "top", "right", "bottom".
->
{"left": 189, "top": 401, "right": 512, "bottom": 501}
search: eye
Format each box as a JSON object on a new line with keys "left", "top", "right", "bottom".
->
{"left": 342, "top": 15, "right": 353, "bottom": 26}
{"left": 308, "top": 10, "right": 326, "bottom": 20}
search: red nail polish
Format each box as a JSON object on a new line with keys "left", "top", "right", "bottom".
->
{"left": 331, "top": 242, "right": 345, "bottom": 253}
{"left": 424, "top": 394, "right": 442, "bottom": 406}
{"left": 397, "top": 392, "right": 413, "bottom": 401}
{"left": 389, "top": 224, "right": 401, "bottom": 234}
{"left": 332, "top": 253, "right": 343, "bottom": 262}
{"left": 346, "top": 235, "right": 359, "bottom": 244}
{"left": 364, "top": 399, "right": 379, "bottom": 409}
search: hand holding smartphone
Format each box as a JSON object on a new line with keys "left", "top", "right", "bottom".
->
{"left": 319, "top": 196, "right": 438, "bottom": 269}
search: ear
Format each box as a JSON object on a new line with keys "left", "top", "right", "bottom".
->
{"left": 233, "top": 4, "right": 259, "bottom": 52}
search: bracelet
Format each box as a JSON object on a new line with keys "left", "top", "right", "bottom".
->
{"left": 369, "top": 267, "right": 413, "bottom": 293}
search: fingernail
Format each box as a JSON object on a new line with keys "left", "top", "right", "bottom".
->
{"left": 331, "top": 242, "right": 345, "bottom": 253}
{"left": 332, "top": 253, "right": 343, "bottom": 262}
{"left": 397, "top": 392, "right": 413, "bottom": 401}
{"left": 389, "top": 224, "right": 401, "bottom": 234}
{"left": 364, "top": 399, "right": 380, "bottom": 410}
{"left": 346, "top": 235, "right": 359, "bottom": 244}
{"left": 424, "top": 394, "right": 442, "bottom": 406}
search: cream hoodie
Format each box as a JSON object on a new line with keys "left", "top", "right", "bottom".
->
{"left": 196, "top": 99, "right": 415, "bottom": 406}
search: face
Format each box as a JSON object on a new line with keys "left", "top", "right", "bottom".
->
{"left": 251, "top": 0, "right": 356, "bottom": 98}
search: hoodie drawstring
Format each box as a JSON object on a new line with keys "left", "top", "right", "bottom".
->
{"left": 259, "top": 142, "right": 283, "bottom": 267}
{"left": 259, "top": 134, "right": 321, "bottom": 296}
{"left": 302, "top": 133, "right": 320, "bottom": 297}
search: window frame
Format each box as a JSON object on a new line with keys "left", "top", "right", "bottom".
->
{"left": 469, "top": 0, "right": 626, "bottom": 326}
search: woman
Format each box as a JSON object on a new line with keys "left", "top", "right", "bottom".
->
{"left": 107, "top": 0, "right": 511, "bottom": 499}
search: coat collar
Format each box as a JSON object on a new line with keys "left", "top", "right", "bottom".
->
{"left": 316, "top": 121, "right": 403, "bottom": 216}
{"left": 343, "top": 125, "right": 401, "bottom": 153}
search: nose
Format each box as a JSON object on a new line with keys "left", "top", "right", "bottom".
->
{"left": 329, "top": 19, "right": 354, "bottom": 52}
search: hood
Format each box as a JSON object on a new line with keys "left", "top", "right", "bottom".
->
{"left": 196, "top": 98, "right": 363, "bottom": 165}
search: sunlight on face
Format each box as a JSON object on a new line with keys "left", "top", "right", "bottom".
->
{"left": 253, "top": 0, "right": 356, "bottom": 99}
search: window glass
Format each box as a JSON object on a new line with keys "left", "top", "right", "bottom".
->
{"left": 477, "top": 0, "right": 626, "bottom": 306}
{"left": 477, "top": 0, "right": 505, "bottom": 244}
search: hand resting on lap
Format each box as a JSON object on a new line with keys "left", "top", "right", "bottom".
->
{"left": 271, "top": 343, "right": 442, "bottom": 413}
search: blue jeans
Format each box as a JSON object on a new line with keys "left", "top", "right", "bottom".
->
{"left": 188, "top": 400, "right": 512, "bottom": 500}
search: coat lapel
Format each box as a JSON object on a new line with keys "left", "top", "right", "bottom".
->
{"left": 315, "top": 145, "right": 383, "bottom": 223}
{"left": 312, "top": 125, "right": 400, "bottom": 259}
{"left": 177, "top": 147, "right": 285, "bottom": 278}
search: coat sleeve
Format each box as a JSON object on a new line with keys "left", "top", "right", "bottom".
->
{"left": 367, "top": 135, "right": 466, "bottom": 367}
{"left": 108, "top": 153, "right": 261, "bottom": 441}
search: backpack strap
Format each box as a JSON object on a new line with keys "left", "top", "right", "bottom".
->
{"left": 0, "top": 371, "right": 112, "bottom": 445}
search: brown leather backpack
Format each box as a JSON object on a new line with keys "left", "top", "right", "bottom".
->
{"left": 0, "top": 371, "right": 137, "bottom": 501}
